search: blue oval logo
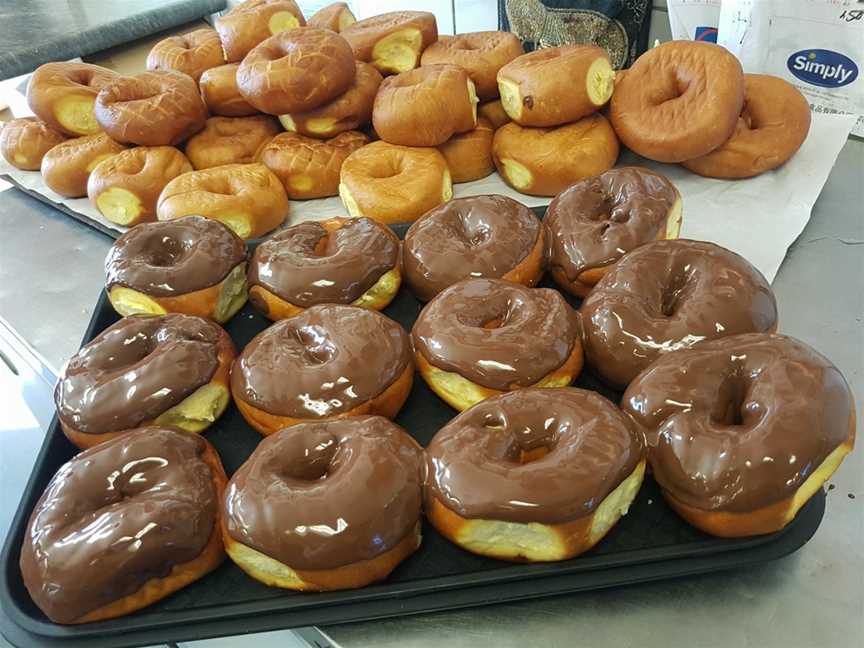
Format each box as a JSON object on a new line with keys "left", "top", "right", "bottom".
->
{"left": 787, "top": 49, "right": 858, "bottom": 88}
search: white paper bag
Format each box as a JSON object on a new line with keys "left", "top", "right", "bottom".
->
{"left": 718, "top": 0, "right": 864, "bottom": 137}
{"left": 667, "top": 0, "right": 721, "bottom": 42}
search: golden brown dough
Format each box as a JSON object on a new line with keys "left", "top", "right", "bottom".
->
{"left": 279, "top": 61, "right": 382, "bottom": 138}
{"left": 87, "top": 146, "right": 192, "bottom": 227}
{"left": 339, "top": 140, "right": 452, "bottom": 224}
{"left": 185, "top": 116, "right": 280, "bottom": 169}
{"left": 26, "top": 62, "right": 119, "bottom": 136}
{"left": 215, "top": 0, "right": 306, "bottom": 62}
{"left": 497, "top": 45, "right": 614, "bottom": 126}
{"left": 341, "top": 11, "right": 437, "bottom": 74}
{"left": 307, "top": 2, "right": 355, "bottom": 32}
{"left": 236, "top": 27, "right": 356, "bottom": 115}
{"left": 421, "top": 32, "right": 523, "bottom": 100}
{"left": 492, "top": 115, "right": 619, "bottom": 196}
{"left": 41, "top": 134, "right": 127, "bottom": 197}
{"left": 437, "top": 118, "right": 494, "bottom": 183}
{"left": 0, "top": 117, "right": 66, "bottom": 171}
{"left": 146, "top": 29, "right": 225, "bottom": 81}
{"left": 682, "top": 74, "right": 811, "bottom": 179}
{"left": 157, "top": 163, "right": 288, "bottom": 239}
{"left": 94, "top": 70, "right": 208, "bottom": 146}
{"left": 199, "top": 64, "right": 258, "bottom": 117}
{"left": 257, "top": 131, "right": 368, "bottom": 199}
{"left": 372, "top": 64, "right": 477, "bottom": 147}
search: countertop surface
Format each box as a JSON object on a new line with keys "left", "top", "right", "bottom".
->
{"left": 0, "top": 0, "right": 225, "bottom": 80}
{"left": 0, "top": 139, "right": 861, "bottom": 648}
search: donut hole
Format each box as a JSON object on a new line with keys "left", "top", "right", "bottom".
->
{"left": 367, "top": 158, "right": 401, "bottom": 179}
{"left": 456, "top": 212, "right": 491, "bottom": 247}
{"left": 144, "top": 236, "right": 185, "bottom": 267}
{"left": 280, "top": 434, "right": 339, "bottom": 481}
{"left": 710, "top": 372, "right": 752, "bottom": 426}
{"left": 659, "top": 266, "right": 694, "bottom": 317}
{"left": 504, "top": 427, "right": 559, "bottom": 464}
{"left": 289, "top": 325, "right": 336, "bottom": 366}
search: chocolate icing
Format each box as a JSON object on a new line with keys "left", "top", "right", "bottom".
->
{"left": 426, "top": 388, "right": 642, "bottom": 524}
{"left": 55, "top": 314, "right": 222, "bottom": 434}
{"left": 105, "top": 216, "right": 246, "bottom": 296}
{"left": 622, "top": 334, "right": 854, "bottom": 512}
{"left": 20, "top": 428, "right": 217, "bottom": 624}
{"left": 412, "top": 278, "right": 579, "bottom": 390}
{"left": 232, "top": 304, "right": 411, "bottom": 418}
{"left": 402, "top": 195, "right": 543, "bottom": 301}
{"left": 224, "top": 416, "right": 423, "bottom": 569}
{"left": 249, "top": 218, "right": 399, "bottom": 307}
{"left": 580, "top": 239, "right": 777, "bottom": 388}
{"left": 546, "top": 167, "right": 679, "bottom": 280}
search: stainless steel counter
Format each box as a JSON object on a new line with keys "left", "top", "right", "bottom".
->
{"left": 0, "top": 140, "right": 861, "bottom": 648}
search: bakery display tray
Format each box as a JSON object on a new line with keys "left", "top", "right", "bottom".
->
{"left": 0, "top": 214, "right": 826, "bottom": 648}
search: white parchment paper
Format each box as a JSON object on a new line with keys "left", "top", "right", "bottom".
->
{"left": 0, "top": 113, "right": 855, "bottom": 282}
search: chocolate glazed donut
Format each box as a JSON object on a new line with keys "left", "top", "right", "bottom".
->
{"left": 105, "top": 216, "right": 248, "bottom": 323}
{"left": 20, "top": 427, "right": 227, "bottom": 624}
{"left": 55, "top": 314, "right": 236, "bottom": 448}
{"left": 222, "top": 416, "right": 423, "bottom": 590}
{"left": 546, "top": 167, "right": 683, "bottom": 297}
{"left": 622, "top": 334, "right": 855, "bottom": 537}
{"left": 412, "top": 278, "right": 582, "bottom": 411}
{"left": 231, "top": 304, "right": 413, "bottom": 435}
{"left": 402, "top": 195, "right": 546, "bottom": 302}
{"left": 425, "top": 387, "right": 645, "bottom": 561}
{"left": 579, "top": 240, "right": 778, "bottom": 389}
{"left": 249, "top": 217, "right": 401, "bottom": 319}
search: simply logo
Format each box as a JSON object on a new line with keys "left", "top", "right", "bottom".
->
{"left": 787, "top": 49, "right": 859, "bottom": 88}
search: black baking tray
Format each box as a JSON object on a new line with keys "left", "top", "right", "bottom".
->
{"left": 0, "top": 215, "right": 826, "bottom": 648}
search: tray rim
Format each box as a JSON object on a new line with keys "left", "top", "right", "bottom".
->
{"left": 0, "top": 215, "right": 828, "bottom": 645}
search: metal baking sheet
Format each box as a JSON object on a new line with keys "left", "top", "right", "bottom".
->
{"left": 0, "top": 216, "right": 827, "bottom": 648}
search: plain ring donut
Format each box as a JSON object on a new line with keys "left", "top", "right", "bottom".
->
{"left": 0, "top": 117, "right": 66, "bottom": 171}
{"left": 87, "top": 146, "right": 192, "bottom": 227}
{"left": 546, "top": 167, "right": 683, "bottom": 297}
{"left": 402, "top": 195, "right": 546, "bottom": 302}
{"left": 199, "top": 63, "right": 258, "bottom": 116}
{"left": 425, "top": 387, "right": 645, "bottom": 562}
{"left": 307, "top": 2, "right": 356, "bottom": 32}
{"left": 231, "top": 304, "right": 414, "bottom": 435}
{"left": 236, "top": 27, "right": 356, "bottom": 115}
{"left": 579, "top": 239, "right": 778, "bottom": 389}
{"left": 610, "top": 41, "right": 744, "bottom": 162}
{"left": 185, "top": 115, "right": 281, "bottom": 170}
{"left": 105, "top": 215, "right": 249, "bottom": 323}
{"left": 248, "top": 217, "right": 401, "bottom": 320}
{"left": 54, "top": 313, "right": 236, "bottom": 448}
{"left": 623, "top": 333, "right": 855, "bottom": 537}
{"left": 146, "top": 28, "right": 225, "bottom": 81}
{"left": 40, "top": 133, "right": 127, "bottom": 198}
{"left": 94, "top": 70, "right": 208, "bottom": 146}
{"left": 412, "top": 278, "right": 583, "bottom": 411}
{"left": 682, "top": 74, "right": 811, "bottom": 179}
{"left": 420, "top": 31, "right": 523, "bottom": 100}
{"left": 215, "top": 0, "right": 306, "bottom": 63}
{"left": 372, "top": 64, "right": 478, "bottom": 147}
{"left": 20, "top": 427, "right": 227, "bottom": 624}
{"left": 26, "top": 61, "right": 119, "bottom": 136}
{"left": 156, "top": 163, "right": 289, "bottom": 240}
{"left": 222, "top": 416, "right": 423, "bottom": 590}
{"left": 339, "top": 141, "right": 452, "bottom": 224}
{"left": 437, "top": 117, "right": 495, "bottom": 183}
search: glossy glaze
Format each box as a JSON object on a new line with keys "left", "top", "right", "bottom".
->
{"left": 105, "top": 216, "right": 246, "bottom": 296}
{"left": 622, "top": 334, "right": 854, "bottom": 512}
{"left": 20, "top": 428, "right": 216, "bottom": 624}
{"left": 425, "top": 388, "right": 642, "bottom": 524}
{"left": 249, "top": 218, "right": 399, "bottom": 307}
{"left": 412, "top": 278, "right": 579, "bottom": 390}
{"left": 224, "top": 416, "right": 423, "bottom": 569}
{"left": 402, "top": 195, "right": 542, "bottom": 301}
{"left": 55, "top": 314, "right": 221, "bottom": 434}
{"left": 580, "top": 239, "right": 778, "bottom": 388}
{"left": 546, "top": 167, "right": 679, "bottom": 279}
{"left": 232, "top": 304, "right": 411, "bottom": 418}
